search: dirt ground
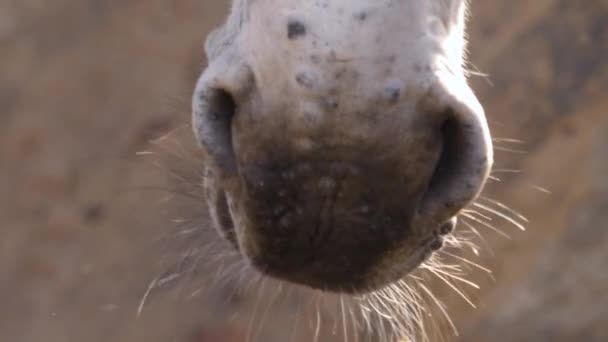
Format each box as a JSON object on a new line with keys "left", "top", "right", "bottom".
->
{"left": 1, "top": 1, "right": 607, "bottom": 341}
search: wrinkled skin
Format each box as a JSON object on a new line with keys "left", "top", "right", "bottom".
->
{"left": 193, "top": 0, "right": 492, "bottom": 293}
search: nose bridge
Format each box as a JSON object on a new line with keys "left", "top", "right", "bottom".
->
{"left": 243, "top": 0, "right": 459, "bottom": 110}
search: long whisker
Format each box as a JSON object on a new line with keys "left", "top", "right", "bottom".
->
{"left": 313, "top": 293, "right": 322, "bottom": 342}
{"left": 493, "top": 146, "right": 528, "bottom": 154}
{"left": 439, "top": 250, "right": 493, "bottom": 276}
{"left": 461, "top": 214, "right": 511, "bottom": 240}
{"left": 419, "top": 283, "right": 458, "bottom": 337}
{"left": 462, "top": 209, "right": 493, "bottom": 222}
{"left": 426, "top": 265, "right": 480, "bottom": 290}
{"left": 246, "top": 278, "right": 267, "bottom": 342}
{"left": 341, "top": 295, "right": 350, "bottom": 342}
{"left": 478, "top": 197, "right": 529, "bottom": 223}
{"left": 472, "top": 202, "right": 527, "bottom": 231}
{"left": 136, "top": 277, "right": 158, "bottom": 318}
{"left": 252, "top": 282, "right": 283, "bottom": 341}
{"left": 492, "top": 137, "right": 525, "bottom": 144}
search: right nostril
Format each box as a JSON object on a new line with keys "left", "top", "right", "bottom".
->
{"left": 417, "top": 107, "right": 491, "bottom": 227}
{"left": 430, "top": 115, "right": 462, "bottom": 192}
{"left": 425, "top": 113, "right": 469, "bottom": 205}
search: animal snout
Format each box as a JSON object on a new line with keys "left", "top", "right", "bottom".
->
{"left": 192, "top": 69, "right": 492, "bottom": 292}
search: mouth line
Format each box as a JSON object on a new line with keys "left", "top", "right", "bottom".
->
{"left": 217, "top": 194, "right": 455, "bottom": 293}
{"left": 245, "top": 232, "right": 447, "bottom": 294}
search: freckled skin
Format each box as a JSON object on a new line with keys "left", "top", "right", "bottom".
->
{"left": 193, "top": 0, "right": 493, "bottom": 293}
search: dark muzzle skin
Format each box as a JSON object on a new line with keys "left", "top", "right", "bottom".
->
{"left": 237, "top": 150, "right": 430, "bottom": 291}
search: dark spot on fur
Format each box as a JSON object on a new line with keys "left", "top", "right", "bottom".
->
{"left": 355, "top": 11, "right": 368, "bottom": 21}
{"left": 328, "top": 50, "right": 338, "bottom": 62}
{"left": 322, "top": 97, "right": 340, "bottom": 111}
{"left": 385, "top": 86, "right": 401, "bottom": 104}
{"left": 82, "top": 203, "right": 105, "bottom": 223}
{"left": 302, "top": 111, "right": 319, "bottom": 124}
{"left": 295, "top": 71, "right": 316, "bottom": 89}
{"left": 287, "top": 20, "right": 307, "bottom": 39}
{"left": 335, "top": 69, "right": 346, "bottom": 79}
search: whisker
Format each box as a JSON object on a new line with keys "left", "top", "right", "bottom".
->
{"left": 246, "top": 278, "right": 267, "bottom": 342}
{"left": 439, "top": 250, "right": 493, "bottom": 276}
{"left": 461, "top": 214, "right": 511, "bottom": 239}
{"left": 492, "top": 137, "right": 525, "bottom": 144}
{"left": 313, "top": 294, "right": 322, "bottom": 342}
{"left": 491, "top": 168, "right": 521, "bottom": 174}
{"left": 341, "top": 295, "right": 350, "bottom": 342}
{"left": 478, "top": 197, "right": 529, "bottom": 223}
{"left": 472, "top": 202, "right": 527, "bottom": 231}
{"left": 419, "top": 283, "right": 458, "bottom": 337}
{"left": 493, "top": 146, "right": 528, "bottom": 154}
{"left": 289, "top": 290, "right": 303, "bottom": 342}
{"left": 461, "top": 209, "right": 493, "bottom": 222}
{"left": 529, "top": 184, "right": 552, "bottom": 194}
{"left": 137, "top": 277, "right": 158, "bottom": 318}
{"left": 386, "top": 283, "right": 424, "bottom": 340}
{"left": 456, "top": 218, "right": 495, "bottom": 255}
{"left": 123, "top": 185, "right": 206, "bottom": 202}
{"left": 252, "top": 282, "right": 283, "bottom": 341}
{"left": 488, "top": 175, "right": 501, "bottom": 182}
{"left": 425, "top": 265, "right": 480, "bottom": 290}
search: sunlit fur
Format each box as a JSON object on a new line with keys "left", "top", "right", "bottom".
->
{"left": 135, "top": 127, "right": 528, "bottom": 342}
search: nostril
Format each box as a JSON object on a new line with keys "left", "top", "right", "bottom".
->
{"left": 192, "top": 87, "right": 238, "bottom": 176}
{"left": 428, "top": 114, "right": 463, "bottom": 194}
{"left": 418, "top": 106, "right": 492, "bottom": 227}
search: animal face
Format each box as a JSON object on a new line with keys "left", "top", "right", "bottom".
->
{"left": 193, "top": 0, "right": 492, "bottom": 293}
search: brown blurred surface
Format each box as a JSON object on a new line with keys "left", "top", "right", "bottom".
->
{"left": 1, "top": 1, "right": 607, "bottom": 341}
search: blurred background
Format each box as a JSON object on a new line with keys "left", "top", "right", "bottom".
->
{"left": 1, "top": 1, "right": 607, "bottom": 341}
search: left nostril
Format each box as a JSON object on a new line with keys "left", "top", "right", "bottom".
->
{"left": 192, "top": 85, "right": 238, "bottom": 177}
